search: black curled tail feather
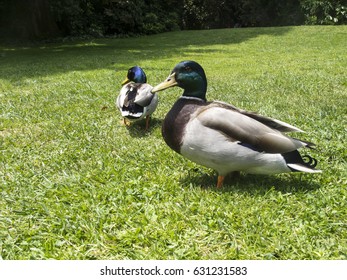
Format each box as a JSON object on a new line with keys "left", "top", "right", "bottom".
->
{"left": 302, "top": 155, "right": 318, "bottom": 168}
{"left": 282, "top": 150, "right": 320, "bottom": 172}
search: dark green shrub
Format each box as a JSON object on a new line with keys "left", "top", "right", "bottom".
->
{"left": 301, "top": 0, "right": 347, "bottom": 25}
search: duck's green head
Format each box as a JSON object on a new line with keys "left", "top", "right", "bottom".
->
{"left": 122, "top": 66, "right": 147, "bottom": 85}
{"left": 152, "top": 61, "right": 207, "bottom": 100}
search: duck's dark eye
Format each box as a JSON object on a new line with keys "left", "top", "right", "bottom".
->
{"left": 184, "top": 66, "right": 192, "bottom": 72}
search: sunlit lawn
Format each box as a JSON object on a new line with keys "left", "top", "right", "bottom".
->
{"left": 0, "top": 25, "right": 346, "bottom": 259}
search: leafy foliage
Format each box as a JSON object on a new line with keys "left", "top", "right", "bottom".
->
{"left": 301, "top": 0, "right": 347, "bottom": 25}
{"left": 49, "top": 0, "right": 183, "bottom": 37}
{"left": 182, "top": 0, "right": 346, "bottom": 28}
{"left": 0, "top": 0, "right": 346, "bottom": 40}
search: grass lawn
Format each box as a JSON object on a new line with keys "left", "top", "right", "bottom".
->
{"left": 0, "top": 26, "right": 346, "bottom": 260}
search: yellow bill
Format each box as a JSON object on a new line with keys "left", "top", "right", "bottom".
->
{"left": 121, "top": 78, "right": 130, "bottom": 85}
{"left": 151, "top": 72, "right": 177, "bottom": 93}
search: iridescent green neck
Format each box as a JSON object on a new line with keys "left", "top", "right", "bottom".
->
{"left": 180, "top": 72, "right": 207, "bottom": 101}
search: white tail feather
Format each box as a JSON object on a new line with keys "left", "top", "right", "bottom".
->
{"left": 287, "top": 163, "right": 322, "bottom": 173}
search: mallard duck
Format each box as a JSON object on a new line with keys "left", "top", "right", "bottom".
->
{"left": 151, "top": 60, "right": 321, "bottom": 188}
{"left": 116, "top": 66, "right": 158, "bottom": 130}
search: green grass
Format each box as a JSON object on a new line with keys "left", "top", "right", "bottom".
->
{"left": 0, "top": 26, "right": 346, "bottom": 260}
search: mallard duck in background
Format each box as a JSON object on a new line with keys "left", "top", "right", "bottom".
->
{"left": 151, "top": 60, "right": 321, "bottom": 188}
{"left": 116, "top": 66, "right": 158, "bottom": 130}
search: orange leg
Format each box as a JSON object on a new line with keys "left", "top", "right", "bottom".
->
{"left": 217, "top": 175, "right": 225, "bottom": 188}
{"left": 145, "top": 116, "right": 151, "bottom": 130}
{"left": 123, "top": 118, "right": 130, "bottom": 126}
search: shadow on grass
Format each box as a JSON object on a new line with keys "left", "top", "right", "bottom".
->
{"left": 180, "top": 169, "right": 321, "bottom": 195}
{"left": 0, "top": 27, "right": 294, "bottom": 80}
{"left": 124, "top": 117, "right": 163, "bottom": 138}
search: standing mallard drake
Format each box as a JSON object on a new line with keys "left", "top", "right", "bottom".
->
{"left": 151, "top": 60, "right": 321, "bottom": 188}
{"left": 116, "top": 66, "right": 158, "bottom": 130}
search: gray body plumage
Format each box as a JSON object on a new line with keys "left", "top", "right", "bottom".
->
{"left": 162, "top": 96, "right": 321, "bottom": 176}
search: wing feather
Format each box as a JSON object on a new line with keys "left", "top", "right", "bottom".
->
{"left": 134, "top": 84, "right": 154, "bottom": 107}
{"left": 212, "top": 101, "right": 304, "bottom": 132}
{"left": 197, "top": 102, "right": 309, "bottom": 154}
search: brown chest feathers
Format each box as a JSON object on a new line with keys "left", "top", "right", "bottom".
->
{"left": 162, "top": 98, "right": 205, "bottom": 154}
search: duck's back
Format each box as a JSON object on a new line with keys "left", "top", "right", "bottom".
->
{"left": 118, "top": 83, "right": 155, "bottom": 119}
